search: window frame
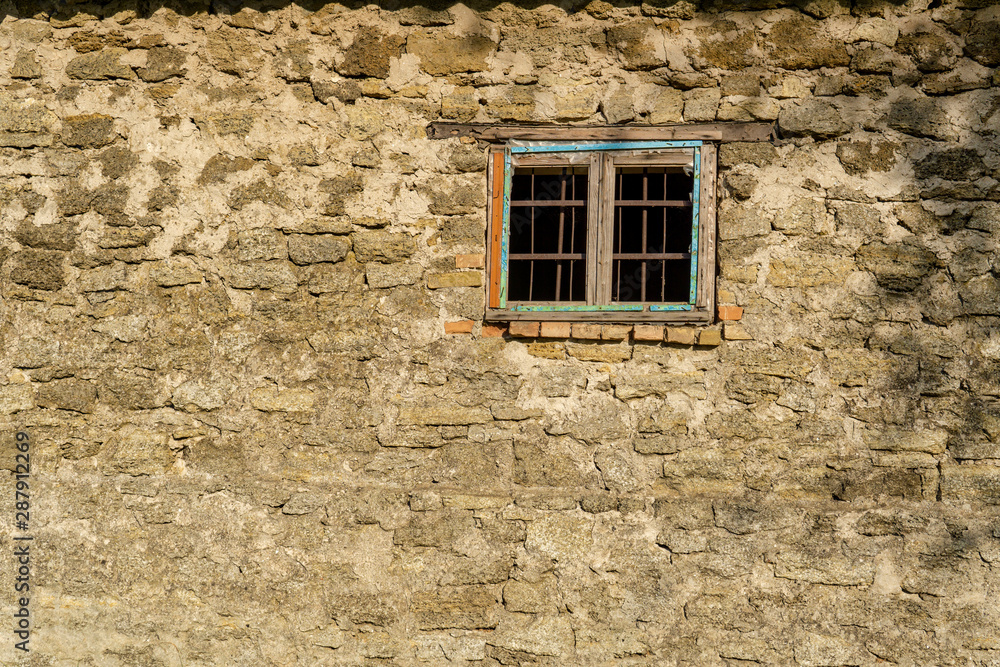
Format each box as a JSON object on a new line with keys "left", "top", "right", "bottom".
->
{"left": 486, "top": 140, "right": 718, "bottom": 324}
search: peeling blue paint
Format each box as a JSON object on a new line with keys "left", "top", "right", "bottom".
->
{"left": 510, "top": 140, "right": 703, "bottom": 154}
{"left": 689, "top": 146, "right": 701, "bottom": 306}
{"left": 512, "top": 304, "right": 644, "bottom": 312}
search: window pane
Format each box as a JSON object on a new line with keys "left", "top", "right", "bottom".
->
{"left": 611, "top": 258, "right": 691, "bottom": 303}
{"left": 507, "top": 166, "right": 588, "bottom": 303}
{"left": 611, "top": 165, "right": 694, "bottom": 304}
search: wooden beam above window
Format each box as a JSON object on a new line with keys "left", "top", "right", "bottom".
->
{"left": 426, "top": 122, "right": 775, "bottom": 143}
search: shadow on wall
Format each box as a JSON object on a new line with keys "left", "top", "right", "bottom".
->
{"left": 762, "top": 73, "right": 1000, "bottom": 502}
{"left": 0, "top": 0, "right": 946, "bottom": 21}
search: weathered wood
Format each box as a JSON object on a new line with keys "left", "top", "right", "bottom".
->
{"left": 697, "top": 143, "right": 718, "bottom": 320}
{"left": 487, "top": 149, "right": 504, "bottom": 309}
{"left": 485, "top": 308, "right": 713, "bottom": 323}
{"left": 585, "top": 152, "right": 601, "bottom": 306}
{"left": 614, "top": 152, "right": 694, "bottom": 166}
{"left": 427, "top": 122, "right": 775, "bottom": 143}
{"left": 510, "top": 154, "right": 587, "bottom": 167}
{"left": 510, "top": 200, "right": 587, "bottom": 207}
{"left": 597, "top": 153, "right": 615, "bottom": 305}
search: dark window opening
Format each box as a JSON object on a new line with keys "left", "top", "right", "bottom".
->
{"left": 508, "top": 166, "right": 588, "bottom": 303}
{"left": 611, "top": 166, "right": 693, "bottom": 304}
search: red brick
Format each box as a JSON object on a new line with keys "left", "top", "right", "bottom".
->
{"left": 456, "top": 253, "right": 485, "bottom": 269}
{"left": 444, "top": 320, "right": 474, "bottom": 334}
{"left": 539, "top": 322, "right": 572, "bottom": 338}
{"left": 633, "top": 325, "right": 665, "bottom": 342}
{"left": 509, "top": 321, "right": 540, "bottom": 338}
{"left": 481, "top": 324, "right": 507, "bottom": 338}
{"left": 718, "top": 305, "right": 744, "bottom": 321}
{"left": 572, "top": 323, "right": 602, "bottom": 339}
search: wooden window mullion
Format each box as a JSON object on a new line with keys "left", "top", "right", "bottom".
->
{"left": 586, "top": 153, "right": 601, "bottom": 306}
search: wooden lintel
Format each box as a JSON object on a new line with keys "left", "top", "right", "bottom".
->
{"left": 426, "top": 122, "right": 775, "bottom": 143}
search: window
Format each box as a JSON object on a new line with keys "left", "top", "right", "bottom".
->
{"left": 486, "top": 140, "right": 717, "bottom": 323}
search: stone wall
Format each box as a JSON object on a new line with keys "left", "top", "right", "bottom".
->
{"left": 0, "top": 0, "right": 999, "bottom": 664}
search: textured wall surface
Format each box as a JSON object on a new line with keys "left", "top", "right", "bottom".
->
{"left": 0, "top": 0, "right": 999, "bottom": 664}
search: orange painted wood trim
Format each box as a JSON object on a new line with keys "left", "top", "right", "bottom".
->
{"left": 488, "top": 150, "right": 504, "bottom": 309}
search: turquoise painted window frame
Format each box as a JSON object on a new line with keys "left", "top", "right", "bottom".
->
{"left": 497, "top": 141, "right": 703, "bottom": 315}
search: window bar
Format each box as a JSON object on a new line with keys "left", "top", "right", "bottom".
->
{"left": 569, "top": 175, "right": 576, "bottom": 299}
{"left": 530, "top": 172, "right": 537, "bottom": 301}
{"left": 641, "top": 167, "right": 648, "bottom": 303}
{"left": 555, "top": 170, "right": 566, "bottom": 300}
{"left": 615, "top": 169, "right": 622, "bottom": 301}
{"left": 661, "top": 169, "right": 668, "bottom": 301}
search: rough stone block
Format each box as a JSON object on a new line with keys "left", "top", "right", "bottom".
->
{"left": 778, "top": 99, "right": 848, "bottom": 138}
{"left": 79, "top": 264, "right": 126, "bottom": 292}
{"left": 14, "top": 221, "right": 76, "bottom": 251}
{"left": 865, "top": 427, "right": 948, "bottom": 454}
{"left": 442, "top": 86, "right": 481, "bottom": 121}
{"left": 427, "top": 272, "right": 482, "bottom": 289}
{"left": 649, "top": 87, "right": 684, "bottom": 123}
{"left": 966, "top": 20, "right": 1000, "bottom": 67}
{"left": 718, "top": 200, "right": 770, "bottom": 240}
{"left": 856, "top": 241, "right": 939, "bottom": 291}
{"left": 100, "top": 426, "right": 174, "bottom": 475}
{"left": 503, "top": 579, "right": 558, "bottom": 613}
{"left": 527, "top": 342, "right": 567, "bottom": 359}
{"left": 172, "top": 380, "right": 227, "bottom": 411}
{"left": 399, "top": 404, "right": 492, "bottom": 426}
{"left": 10, "top": 50, "right": 42, "bottom": 79}
{"left": 683, "top": 87, "right": 720, "bottom": 122}
{"left": 338, "top": 26, "right": 404, "bottom": 78}
{"left": 365, "top": 262, "right": 422, "bottom": 288}
{"left": 765, "top": 15, "right": 849, "bottom": 70}
{"left": 249, "top": 387, "right": 316, "bottom": 412}
{"left": 393, "top": 509, "right": 476, "bottom": 547}
{"left": 768, "top": 256, "right": 856, "bottom": 288}
{"left": 206, "top": 29, "right": 263, "bottom": 77}
{"left": 666, "top": 326, "right": 696, "bottom": 345}
{"left": 0, "top": 384, "right": 34, "bottom": 414}
{"left": 412, "top": 587, "right": 499, "bottom": 630}
{"left": 407, "top": 31, "right": 496, "bottom": 75}
{"left": 10, "top": 249, "right": 65, "bottom": 291}
{"left": 149, "top": 258, "right": 202, "bottom": 287}
{"left": 353, "top": 232, "right": 416, "bottom": 263}
{"left": 61, "top": 113, "right": 115, "bottom": 148}
{"left": 287, "top": 235, "right": 350, "bottom": 265}
{"left": 66, "top": 47, "right": 135, "bottom": 80}
{"left": 488, "top": 614, "right": 574, "bottom": 659}
{"left": 566, "top": 342, "right": 631, "bottom": 363}
{"left": 698, "top": 329, "right": 722, "bottom": 346}
{"left": 137, "top": 46, "right": 187, "bottom": 82}
{"left": 224, "top": 262, "right": 298, "bottom": 290}
{"left": 612, "top": 370, "right": 707, "bottom": 400}
{"left": 723, "top": 322, "right": 753, "bottom": 340}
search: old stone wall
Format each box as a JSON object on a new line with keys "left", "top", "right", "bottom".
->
{"left": 0, "top": 0, "right": 998, "bottom": 664}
